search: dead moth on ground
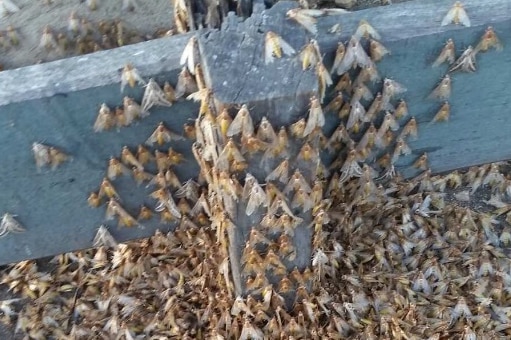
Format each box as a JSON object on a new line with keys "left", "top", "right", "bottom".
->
{"left": 0, "top": 213, "right": 25, "bottom": 237}
{"left": 441, "top": 1, "right": 470, "bottom": 27}
{"left": 32, "top": 142, "right": 69, "bottom": 170}
{"left": 264, "top": 31, "right": 295, "bottom": 64}
{"left": 120, "top": 62, "right": 145, "bottom": 92}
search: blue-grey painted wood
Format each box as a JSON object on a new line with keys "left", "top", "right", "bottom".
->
{"left": 202, "top": 0, "right": 511, "bottom": 177}
{"left": 0, "top": 78, "right": 200, "bottom": 265}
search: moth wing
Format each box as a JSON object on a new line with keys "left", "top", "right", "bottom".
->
{"left": 300, "top": 9, "right": 325, "bottom": 17}
{"left": 322, "top": 8, "right": 348, "bottom": 15}
{"left": 354, "top": 45, "right": 373, "bottom": 69}
{"left": 457, "top": 9, "right": 471, "bottom": 27}
{"left": 264, "top": 37, "right": 275, "bottom": 64}
{"left": 321, "top": 68, "right": 333, "bottom": 86}
{"left": 105, "top": 201, "right": 117, "bottom": 220}
{"left": 303, "top": 116, "right": 317, "bottom": 137}
{"left": 295, "top": 13, "right": 317, "bottom": 35}
{"left": 336, "top": 46, "right": 355, "bottom": 75}
{"left": 279, "top": 37, "right": 296, "bottom": 57}
{"left": 227, "top": 113, "right": 243, "bottom": 137}
{"left": 166, "top": 196, "right": 182, "bottom": 219}
{"left": 180, "top": 38, "right": 195, "bottom": 73}
{"left": 145, "top": 130, "right": 159, "bottom": 146}
{"left": 441, "top": 8, "right": 455, "bottom": 26}
{"left": 366, "top": 25, "right": 381, "bottom": 40}
{"left": 174, "top": 73, "right": 187, "bottom": 99}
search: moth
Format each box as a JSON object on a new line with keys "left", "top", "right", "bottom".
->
{"left": 98, "top": 178, "right": 120, "bottom": 200}
{"left": 428, "top": 75, "right": 451, "bottom": 100}
{"left": 331, "top": 42, "right": 345, "bottom": 74}
{"left": 433, "top": 39, "right": 456, "bottom": 67}
{"left": 299, "top": 39, "right": 321, "bottom": 70}
{"left": 146, "top": 122, "right": 184, "bottom": 146}
{"left": 432, "top": 101, "right": 450, "bottom": 122}
{"left": 381, "top": 78, "right": 407, "bottom": 110}
{"left": 39, "top": 25, "right": 57, "bottom": 51}
{"left": 346, "top": 100, "right": 366, "bottom": 132}
{"left": 354, "top": 19, "right": 381, "bottom": 40}
{"left": 106, "top": 199, "right": 139, "bottom": 228}
{"left": 123, "top": 96, "right": 144, "bottom": 124}
{"left": 94, "top": 103, "right": 114, "bottom": 132}
{"left": 32, "top": 142, "right": 69, "bottom": 170}
{"left": 264, "top": 31, "right": 296, "bottom": 64}
{"left": 399, "top": 117, "right": 418, "bottom": 140}
{"left": 68, "top": 11, "right": 81, "bottom": 35}
{"left": 369, "top": 39, "right": 390, "bottom": 62}
{"left": 303, "top": 96, "right": 325, "bottom": 137}
{"left": 107, "top": 157, "right": 129, "bottom": 180}
{"left": 441, "top": 1, "right": 470, "bottom": 27}
{"left": 180, "top": 36, "right": 199, "bottom": 75}
{"left": 92, "top": 225, "right": 118, "bottom": 248}
{"left": 256, "top": 116, "right": 277, "bottom": 143}
{"left": 0, "top": 213, "right": 25, "bottom": 238}
{"left": 316, "top": 62, "right": 333, "bottom": 103}
{"left": 336, "top": 37, "right": 373, "bottom": 75}
{"left": 449, "top": 46, "right": 476, "bottom": 73}
{"left": 88, "top": 192, "right": 101, "bottom": 207}
{"left": 286, "top": 8, "right": 323, "bottom": 35}
{"left": 227, "top": 104, "right": 254, "bottom": 137}
{"left": 475, "top": 26, "right": 503, "bottom": 53}
{"left": 0, "top": 0, "right": 19, "bottom": 17}
{"left": 354, "top": 63, "right": 380, "bottom": 85}
{"left": 391, "top": 138, "right": 411, "bottom": 164}
{"left": 141, "top": 78, "right": 172, "bottom": 114}
{"left": 243, "top": 174, "right": 267, "bottom": 216}
{"left": 120, "top": 63, "right": 146, "bottom": 92}
{"left": 150, "top": 188, "right": 182, "bottom": 219}
{"left": 394, "top": 99, "right": 408, "bottom": 119}
{"left": 175, "top": 67, "right": 198, "bottom": 99}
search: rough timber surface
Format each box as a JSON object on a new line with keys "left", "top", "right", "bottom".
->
{"left": 0, "top": 71, "right": 200, "bottom": 266}
{"left": 203, "top": 0, "right": 511, "bottom": 178}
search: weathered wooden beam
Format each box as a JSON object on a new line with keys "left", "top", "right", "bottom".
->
{"left": 0, "top": 35, "right": 201, "bottom": 265}
{"left": 202, "top": 0, "right": 511, "bottom": 178}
